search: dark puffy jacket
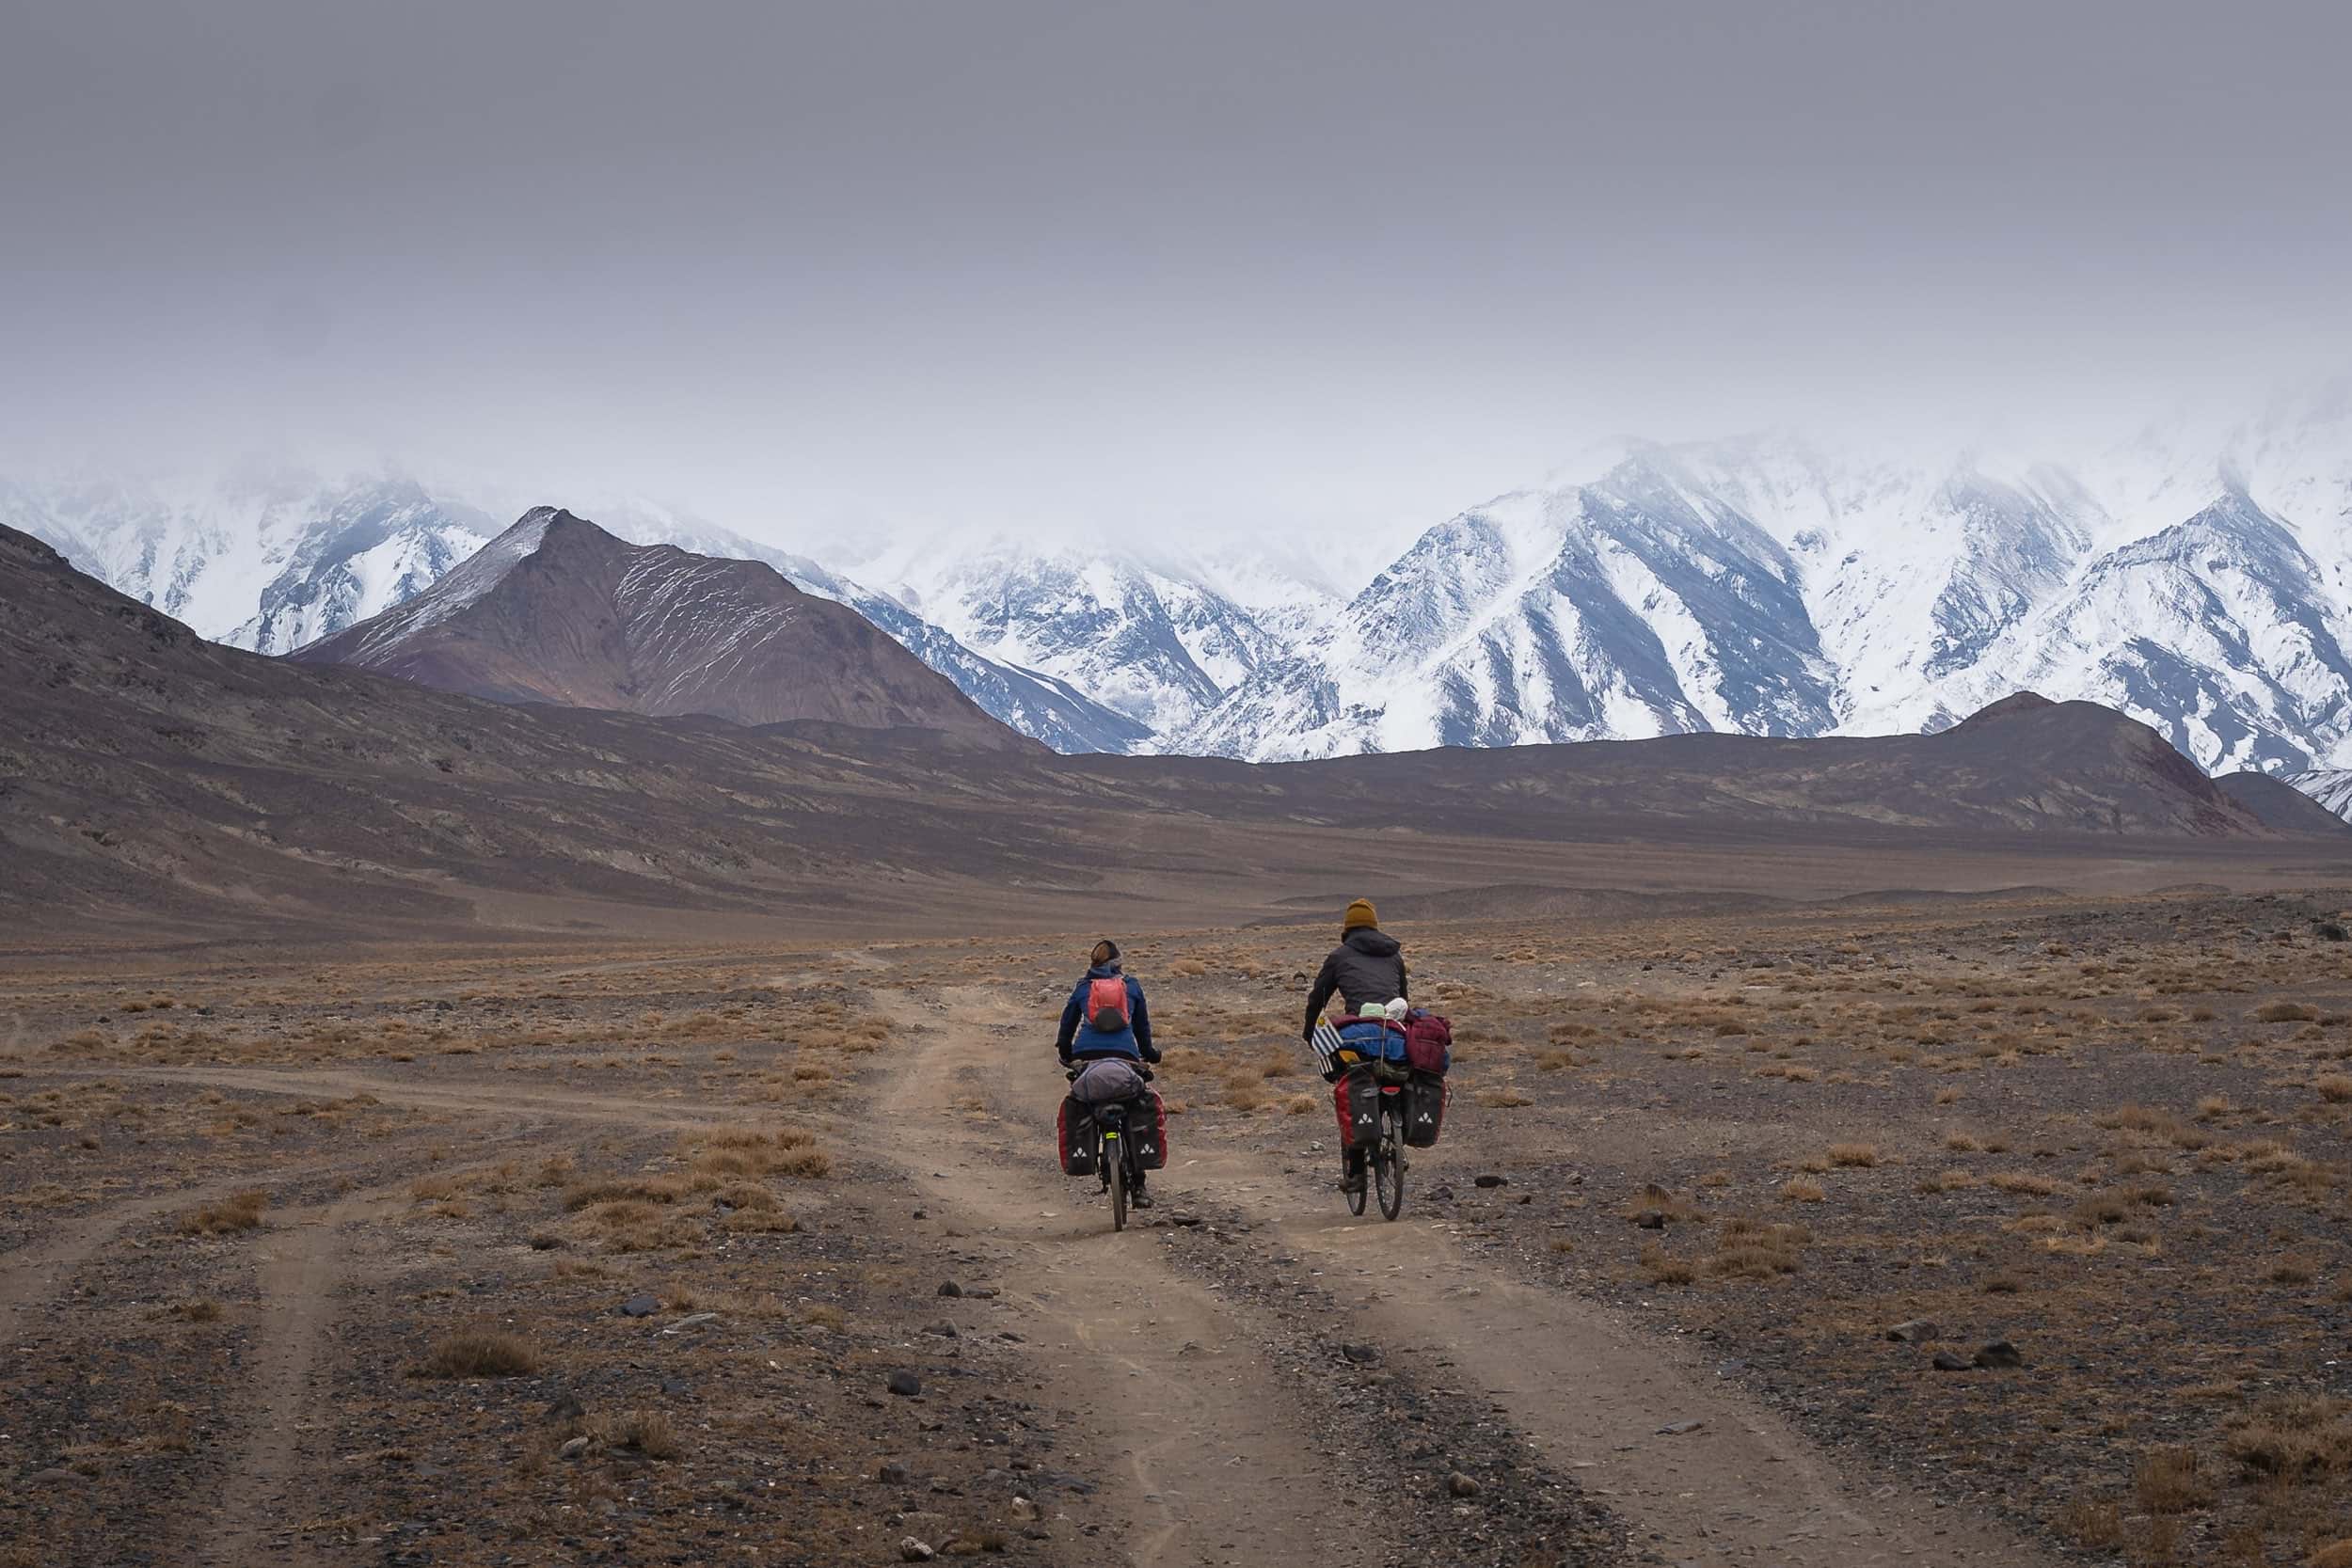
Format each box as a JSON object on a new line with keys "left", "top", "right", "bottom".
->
{"left": 1057, "top": 965, "right": 1157, "bottom": 1063}
{"left": 1301, "top": 928, "right": 1408, "bottom": 1039}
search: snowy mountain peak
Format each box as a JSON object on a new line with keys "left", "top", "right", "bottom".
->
{"left": 872, "top": 537, "right": 1336, "bottom": 741}
{"left": 2290, "top": 768, "right": 2352, "bottom": 823}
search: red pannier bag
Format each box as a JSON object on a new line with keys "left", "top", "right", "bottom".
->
{"left": 1405, "top": 1011, "right": 1453, "bottom": 1075}
{"left": 1332, "top": 1063, "right": 1382, "bottom": 1149}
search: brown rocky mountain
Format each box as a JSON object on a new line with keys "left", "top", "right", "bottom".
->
{"left": 6, "top": 524, "right": 2344, "bottom": 943}
{"left": 2215, "top": 768, "right": 2352, "bottom": 836}
{"left": 290, "top": 507, "right": 1014, "bottom": 743}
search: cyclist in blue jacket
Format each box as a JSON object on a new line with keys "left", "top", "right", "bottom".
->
{"left": 1056, "top": 940, "right": 1157, "bottom": 1067}
{"left": 1055, "top": 940, "right": 1161, "bottom": 1206}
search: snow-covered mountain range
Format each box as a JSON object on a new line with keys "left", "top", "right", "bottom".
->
{"left": 1184, "top": 401, "right": 2352, "bottom": 776}
{"left": 2, "top": 469, "right": 1145, "bottom": 753}
{"left": 857, "top": 536, "right": 1344, "bottom": 740}
{"left": 8, "top": 392, "right": 2351, "bottom": 786}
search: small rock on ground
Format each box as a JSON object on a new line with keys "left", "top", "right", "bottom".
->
{"left": 887, "top": 1370, "right": 924, "bottom": 1397}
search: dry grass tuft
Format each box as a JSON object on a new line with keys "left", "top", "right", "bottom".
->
{"left": 2256, "top": 1001, "right": 2321, "bottom": 1023}
{"left": 1705, "top": 1219, "right": 1807, "bottom": 1278}
{"left": 2223, "top": 1395, "right": 2352, "bottom": 1480}
{"left": 595, "top": 1410, "right": 682, "bottom": 1460}
{"left": 770, "top": 1147, "right": 832, "bottom": 1179}
{"left": 415, "top": 1329, "right": 540, "bottom": 1379}
{"left": 563, "top": 1176, "right": 682, "bottom": 1212}
{"left": 1825, "top": 1143, "right": 1880, "bottom": 1168}
{"left": 1638, "top": 1243, "right": 1695, "bottom": 1286}
{"left": 2055, "top": 1497, "right": 2124, "bottom": 1548}
{"left": 1779, "top": 1178, "right": 1826, "bottom": 1203}
{"left": 178, "top": 1190, "right": 268, "bottom": 1235}
{"left": 2132, "top": 1446, "right": 2213, "bottom": 1513}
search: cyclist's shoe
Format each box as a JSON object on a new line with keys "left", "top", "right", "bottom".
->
{"left": 1131, "top": 1180, "right": 1153, "bottom": 1210}
{"left": 1340, "top": 1163, "right": 1367, "bottom": 1196}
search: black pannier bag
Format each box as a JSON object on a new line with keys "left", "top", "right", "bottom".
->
{"left": 1057, "top": 1097, "right": 1096, "bottom": 1176}
{"left": 1124, "top": 1092, "right": 1168, "bottom": 1170}
{"left": 1401, "top": 1070, "right": 1448, "bottom": 1148}
{"left": 1333, "top": 1063, "right": 1382, "bottom": 1150}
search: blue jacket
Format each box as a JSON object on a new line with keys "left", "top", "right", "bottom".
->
{"left": 1057, "top": 965, "right": 1155, "bottom": 1063}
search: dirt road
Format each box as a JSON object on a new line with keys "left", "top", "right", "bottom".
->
{"left": 2, "top": 942, "right": 2090, "bottom": 1568}
{"left": 873, "top": 999, "right": 1352, "bottom": 1568}
{"left": 876, "top": 980, "right": 2059, "bottom": 1568}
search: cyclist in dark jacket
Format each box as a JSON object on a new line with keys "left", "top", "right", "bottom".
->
{"left": 1302, "top": 900, "right": 1407, "bottom": 1196}
{"left": 1302, "top": 899, "right": 1407, "bottom": 1038}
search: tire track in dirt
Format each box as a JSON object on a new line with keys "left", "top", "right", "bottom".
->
{"left": 939, "top": 981, "right": 2059, "bottom": 1568}
{"left": 4, "top": 1062, "right": 728, "bottom": 1333}
{"left": 195, "top": 1182, "right": 413, "bottom": 1568}
{"left": 0, "top": 1155, "right": 350, "bottom": 1331}
{"left": 57, "top": 1064, "right": 744, "bottom": 1131}
{"left": 867, "top": 996, "right": 1347, "bottom": 1568}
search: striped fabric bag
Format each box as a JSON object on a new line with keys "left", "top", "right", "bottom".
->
{"left": 1308, "top": 1019, "right": 1348, "bottom": 1076}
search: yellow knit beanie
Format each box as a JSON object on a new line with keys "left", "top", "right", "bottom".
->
{"left": 1343, "top": 898, "right": 1377, "bottom": 931}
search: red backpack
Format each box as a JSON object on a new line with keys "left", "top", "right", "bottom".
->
{"left": 1086, "top": 976, "right": 1131, "bottom": 1034}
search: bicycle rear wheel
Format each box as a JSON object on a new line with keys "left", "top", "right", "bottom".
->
{"left": 1108, "top": 1147, "right": 1128, "bottom": 1231}
{"left": 1375, "top": 1113, "right": 1405, "bottom": 1221}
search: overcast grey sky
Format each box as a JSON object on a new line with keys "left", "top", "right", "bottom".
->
{"left": 4, "top": 0, "right": 2347, "bottom": 549}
